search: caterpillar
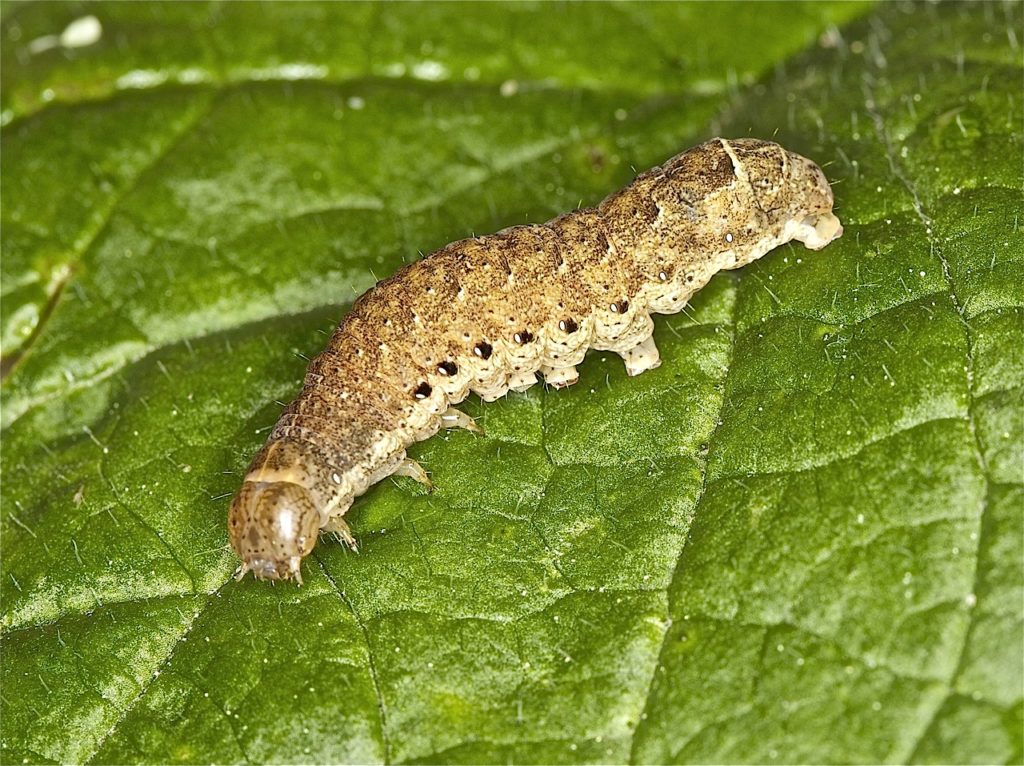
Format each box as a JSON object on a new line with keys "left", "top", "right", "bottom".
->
{"left": 228, "top": 137, "right": 843, "bottom": 582}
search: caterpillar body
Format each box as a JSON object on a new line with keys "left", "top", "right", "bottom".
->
{"left": 229, "top": 137, "right": 843, "bottom": 582}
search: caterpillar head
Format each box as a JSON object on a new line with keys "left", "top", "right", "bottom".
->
{"left": 228, "top": 479, "right": 320, "bottom": 582}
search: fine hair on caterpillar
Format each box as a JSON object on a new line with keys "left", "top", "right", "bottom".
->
{"left": 228, "top": 137, "right": 844, "bottom": 583}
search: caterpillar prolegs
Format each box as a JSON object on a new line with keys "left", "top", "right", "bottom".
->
{"left": 228, "top": 137, "right": 844, "bottom": 582}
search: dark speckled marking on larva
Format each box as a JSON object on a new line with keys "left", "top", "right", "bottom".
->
{"left": 228, "top": 137, "right": 844, "bottom": 582}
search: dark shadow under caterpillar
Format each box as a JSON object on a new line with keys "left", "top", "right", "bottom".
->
{"left": 228, "top": 137, "right": 844, "bottom": 582}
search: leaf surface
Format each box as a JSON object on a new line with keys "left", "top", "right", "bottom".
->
{"left": 2, "top": 2, "right": 1021, "bottom": 764}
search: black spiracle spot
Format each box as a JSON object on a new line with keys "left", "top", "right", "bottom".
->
{"left": 413, "top": 382, "right": 432, "bottom": 399}
{"left": 438, "top": 361, "right": 458, "bottom": 376}
{"left": 559, "top": 318, "right": 578, "bottom": 334}
{"left": 610, "top": 300, "right": 629, "bottom": 314}
{"left": 514, "top": 330, "right": 534, "bottom": 344}
{"left": 474, "top": 341, "right": 493, "bottom": 360}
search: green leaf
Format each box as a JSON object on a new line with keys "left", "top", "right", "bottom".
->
{"left": 2, "top": 2, "right": 1021, "bottom": 764}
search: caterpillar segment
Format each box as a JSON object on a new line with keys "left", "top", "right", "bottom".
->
{"left": 228, "top": 137, "right": 843, "bottom": 581}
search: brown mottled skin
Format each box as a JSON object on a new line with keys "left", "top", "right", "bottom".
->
{"left": 229, "top": 138, "right": 844, "bottom": 582}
